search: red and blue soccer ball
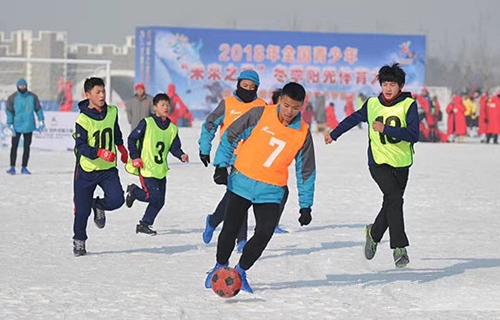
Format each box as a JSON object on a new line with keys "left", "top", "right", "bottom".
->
{"left": 211, "top": 267, "right": 242, "bottom": 298}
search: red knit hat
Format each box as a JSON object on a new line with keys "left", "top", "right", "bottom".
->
{"left": 134, "top": 83, "right": 145, "bottom": 91}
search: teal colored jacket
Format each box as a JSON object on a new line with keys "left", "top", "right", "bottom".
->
{"left": 6, "top": 91, "right": 44, "bottom": 133}
{"left": 214, "top": 107, "right": 316, "bottom": 209}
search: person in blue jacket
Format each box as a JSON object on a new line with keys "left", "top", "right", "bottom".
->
{"left": 5, "top": 79, "right": 45, "bottom": 175}
{"left": 324, "top": 63, "right": 419, "bottom": 268}
{"left": 205, "top": 82, "right": 316, "bottom": 293}
{"left": 198, "top": 70, "right": 267, "bottom": 251}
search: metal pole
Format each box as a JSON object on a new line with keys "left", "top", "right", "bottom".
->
{"left": 105, "top": 61, "right": 111, "bottom": 102}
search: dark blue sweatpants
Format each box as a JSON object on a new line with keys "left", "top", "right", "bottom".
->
{"left": 132, "top": 177, "right": 166, "bottom": 226}
{"left": 73, "top": 166, "right": 124, "bottom": 240}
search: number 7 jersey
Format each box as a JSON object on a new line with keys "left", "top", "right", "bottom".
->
{"left": 215, "top": 105, "right": 315, "bottom": 208}
{"left": 235, "top": 105, "right": 309, "bottom": 186}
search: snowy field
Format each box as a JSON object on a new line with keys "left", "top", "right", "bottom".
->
{"left": 1, "top": 125, "right": 500, "bottom": 320}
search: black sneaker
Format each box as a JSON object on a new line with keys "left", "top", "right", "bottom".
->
{"left": 73, "top": 240, "right": 87, "bottom": 256}
{"left": 92, "top": 198, "right": 106, "bottom": 229}
{"left": 126, "top": 184, "right": 137, "bottom": 208}
{"left": 136, "top": 223, "right": 157, "bottom": 235}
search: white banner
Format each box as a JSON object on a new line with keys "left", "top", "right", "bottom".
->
{"left": 32, "top": 111, "right": 79, "bottom": 151}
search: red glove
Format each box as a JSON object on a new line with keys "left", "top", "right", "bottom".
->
{"left": 132, "top": 158, "right": 144, "bottom": 169}
{"left": 117, "top": 145, "right": 128, "bottom": 164}
{"left": 97, "top": 149, "right": 116, "bottom": 162}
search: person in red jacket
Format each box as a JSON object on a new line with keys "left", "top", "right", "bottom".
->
{"left": 167, "top": 84, "right": 193, "bottom": 127}
{"left": 302, "top": 96, "right": 314, "bottom": 125}
{"left": 431, "top": 96, "right": 449, "bottom": 142}
{"left": 446, "top": 95, "right": 467, "bottom": 142}
{"left": 485, "top": 95, "right": 500, "bottom": 144}
{"left": 325, "top": 102, "right": 339, "bottom": 130}
{"left": 344, "top": 95, "right": 355, "bottom": 117}
{"left": 416, "top": 90, "right": 432, "bottom": 141}
{"left": 59, "top": 81, "right": 74, "bottom": 112}
{"left": 479, "top": 92, "right": 489, "bottom": 142}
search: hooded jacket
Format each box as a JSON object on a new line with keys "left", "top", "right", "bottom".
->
{"left": 6, "top": 91, "right": 44, "bottom": 133}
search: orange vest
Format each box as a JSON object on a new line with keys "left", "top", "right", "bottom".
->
{"left": 220, "top": 96, "right": 266, "bottom": 137}
{"left": 235, "top": 105, "right": 309, "bottom": 186}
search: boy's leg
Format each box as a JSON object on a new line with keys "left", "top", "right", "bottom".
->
{"left": 131, "top": 176, "right": 152, "bottom": 203}
{"left": 238, "top": 203, "right": 280, "bottom": 270}
{"left": 73, "top": 167, "right": 98, "bottom": 240}
{"left": 369, "top": 166, "right": 390, "bottom": 242}
{"left": 273, "top": 187, "right": 289, "bottom": 234}
{"left": 96, "top": 168, "right": 125, "bottom": 211}
{"left": 10, "top": 133, "right": 21, "bottom": 167}
{"left": 370, "top": 165, "right": 409, "bottom": 248}
{"left": 21, "top": 133, "right": 33, "bottom": 168}
{"left": 236, "top": 211, "right": 248, "bottom": 243}
{"left": 211, "top": 190, "right": 230, "bottom": 229}
{"left": 216, "top": 191, "right": 252, "bottom": 265}
{"left": 277, "top": 187, "right": 289, "bottom": 224}
{"left": 140, "top": 178, "right": 166, "bottom": 226}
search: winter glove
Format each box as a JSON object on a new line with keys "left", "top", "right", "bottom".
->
{"left": 213, "top": 166, "right": 228, "bottom": 185}
{"left": 199, "top": 152, "right": 210, "bottom": 167}
{"left": 36, "top": 121, "right": 45, "bottom": 132}
{"left": 117, "top": 145, "right": 129, "bottom": 164}
{"left": 181, "top": 154, "right": 189, "bottom": 163}
{"left": 298, "top": 208, "right": 312, "bottom": 226}
{"left": 97, "top": 149, "right": 116, "bottom": 163}
{"left": 8, "top": 124, "right": 16, "bottom": 136}
{"left": 132, "top": 158, "right": 144, "bottom": 169}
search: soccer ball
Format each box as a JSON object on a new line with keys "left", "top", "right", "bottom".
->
{"left": 211, "top": 267, "right": 242, "bottom": 298}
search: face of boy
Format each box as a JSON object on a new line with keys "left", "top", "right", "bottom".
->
{"left": 85, "top": 86, "right": 106, "bottom": 108}
{"left": 381, "top": 81, "right": 401, "bottom": 101}
{"left": 278, "top": 95, "right": 303, "bottom": 126}
{"left": 155, "top": 100, "right": 170, "bottom": 118}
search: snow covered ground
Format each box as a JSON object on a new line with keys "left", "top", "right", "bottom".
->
{"left": 1, "top": 125, "right": 499, "bottom": 320}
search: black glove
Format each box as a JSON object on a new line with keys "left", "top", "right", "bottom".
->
{"left": 298, "top": 208, "right": 312, "bottom": 226}
{"left": 213, "top": 166, "right": 228, "bottom": 185}
{"left": 199, "top": 152, "right": 210, "bottom": 167}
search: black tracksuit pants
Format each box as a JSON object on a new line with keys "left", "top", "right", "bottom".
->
{"left": 10, "top": 132, "right": 33, "bottom": 167}
{"left": 210, "top": 187, "right": 289, "bottom": 242}
{"left": 210, "top": 190, "right": 247, "bottom": 242}
{"left": 73, "top": 166, "right": 125, "bottom": 240}
{"left": 131, "top": 177, "right": 167, "bottom": 226}
{"left": 369, "top": 164, "right": 410, "bottom": 249}
{"left": 216, "top": 191, "right": 281, "bottom": 270}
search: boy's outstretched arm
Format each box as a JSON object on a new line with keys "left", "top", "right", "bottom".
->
{"left": 328, "top": 102, "right": 368, "bottom": 142}
{"left": 199, "top": 100, "right": 226, "bottom": 156}
{"left": 170, "top": 133, "right": 187, "bottom": 161}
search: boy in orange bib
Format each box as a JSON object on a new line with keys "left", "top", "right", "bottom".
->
{"left": 204, "top": 82, "right": 316, "bottom": 293}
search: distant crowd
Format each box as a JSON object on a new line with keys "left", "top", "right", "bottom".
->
{"left": 296, "top": 88, "right": 500, "bottom": 144}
